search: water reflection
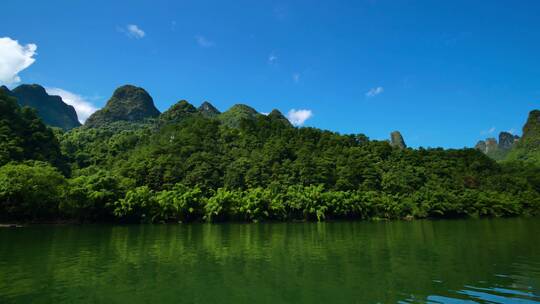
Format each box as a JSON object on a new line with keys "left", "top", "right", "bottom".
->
{"left": 425, "top": 283, "right": 539, "bottom": 303}
{"left": 0, "top": 218, "right": 538, "bottom": 303}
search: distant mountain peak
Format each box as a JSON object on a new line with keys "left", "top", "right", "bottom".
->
{"left": 268, "top": 109, "right": 284, "bottom": 116}
{"left": 390, "top": 131, "right": 406, "bottom": 149}
{"left": 498, "top": 131, "right": 520, "bottom": 150}
{"left": 475, "top": 131, "right": 520, "bottom": 160}
{"left": 13, "top": 83, "right": 47, "bottom": 94}
{"left": 268, "top": 109, "right": 292, "bottom": 127}
{"left": 522, "top": 110, "right": 540, "bottom": 142}
{"left": 500, "top": 109, "right": 540, "bottom": 164}
{"left": 229, "top": 104, "right": 258, "bottom": 113}
{"left": 160, "top": 100, "right": 198, "bottom": 122}
{"left": 198, "top": 101, "right": 220, "bottom": 117}
{"left": 85, "top": 85, "right": 160, "bottom": 127}
{"left": 8, "top": 83, "right": 81, "bottom": 130}
{"left": 474, "top": 110, "right": 540, "bottom": 163}
{"left": 217, "top": 104, "right": 261, "bottom": 128}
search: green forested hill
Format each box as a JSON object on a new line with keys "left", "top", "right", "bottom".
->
{"left": 475, "top": 109, "right": 540, "bottom": 165}
{"left": 160, "top": 100, "right": 199, "bottom": 123}
{"left": 267, "top": 109, "right": 292, "bottom": 127}
{"left": 1, "top": 85, "right": 539, "bottom": 222}
{"left": 198, "top": 101, "right": 221, "bottom": 118}
{"left": 506, "top": 110, "right": 540, "bottom": 165}
{"left": 217, "top": 104, "right": 261, "bottom": 128}
{"left": 85, "top": 85, "right": 160, "bottom": 127}
{"left": 1, "top": 84, "right": 81, "bottom": 130}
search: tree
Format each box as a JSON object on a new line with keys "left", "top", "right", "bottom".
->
{"left": 0, "top": 90, "right": 67, "bottom": 172}
{"left": 62, "top": 169, "right": 130, "bottom": 221}
{"left": 0, "top": 161, "right": 66, "bottom": 220}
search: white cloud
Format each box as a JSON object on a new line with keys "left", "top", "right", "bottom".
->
{"left": 268, "top": 53, "right": 277, "bottom": 64}
{"left": 366, "top": 86, "right": 384, "bottom": 97}
{"left": 122, "top": 24, "right": 145, "bottom": 39}
{"left": 287, "top": 109, "right": 313, "bottom": 126}
{"left": 0, "top": 37, "right": 37, "bottom": 85}
{"left": 195, "top": 35, "right": 215, "bottom": 47}
{"left": 481, "top": 126, "right": 496, "bottom": 135}
{"left": 46, "top": 87, "right": 98, "bottom": 123}
{"left": 293, "top": 73, "right": 300, "bottom": 83}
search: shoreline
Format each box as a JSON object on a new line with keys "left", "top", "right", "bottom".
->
{"left": 2, "top": 214, "right": 536, "bottom": 227}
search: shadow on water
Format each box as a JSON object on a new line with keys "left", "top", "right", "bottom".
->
{"left": 0, "top": 218, "right": 539, "bottom": 303}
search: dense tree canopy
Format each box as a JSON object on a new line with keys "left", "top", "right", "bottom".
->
{"left": 0, "top": 90, "right": 67, "bottom": 172}
{"left": 0, "top": 161, "right": 66, "bottom": 220}
{"left": 1, "top": 92, "right": 539, "bottom": 222}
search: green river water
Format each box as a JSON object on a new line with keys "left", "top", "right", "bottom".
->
{"left": 0, "top": 218, "right": 539, "bottom": 303}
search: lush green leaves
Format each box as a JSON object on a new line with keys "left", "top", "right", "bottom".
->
{"left": 63, "top": 169, "right": 130, "bottom": 221}
{"left": 1, "top": 91, "right": 539, "bottom": 222}
{"left": 0, "top": 90, "right": 67, "bottom": 171}
{"left": 0, "top": 161, "right": 66, "bottom": 220}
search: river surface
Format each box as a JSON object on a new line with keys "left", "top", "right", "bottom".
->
{"left": 0, "top": 218, "right": 539, "bottom": 303}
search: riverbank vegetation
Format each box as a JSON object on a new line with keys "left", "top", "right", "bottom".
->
{"left": 1, "top": 90, "right": 539, "bottom": 223}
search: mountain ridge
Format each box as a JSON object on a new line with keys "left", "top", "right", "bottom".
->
{"left": 476, "top": 109, "right": 539, "bottom": 164}
{"left": 85, "top": 85, "right": 160, "bottom": 127}
{"left": 1, "top": 84, "right": 81, "bottom": 130}
{"left": 504, "top": 110, "right": 540, "bottom": 165}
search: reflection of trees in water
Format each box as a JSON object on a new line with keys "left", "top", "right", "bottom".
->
{"left": 0, "top": 218, "right": 538, "bottom": 303}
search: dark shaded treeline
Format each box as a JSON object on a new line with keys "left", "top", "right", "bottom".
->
{"left": 0, "top": 87, "right": 539, "bottom": 223}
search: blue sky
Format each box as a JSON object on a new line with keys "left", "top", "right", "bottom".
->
{"left": 1, "top": 0, "right": 539, "bottom": 148}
